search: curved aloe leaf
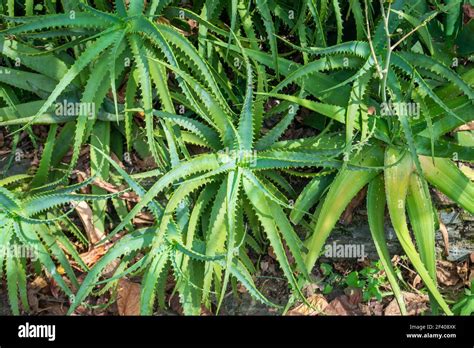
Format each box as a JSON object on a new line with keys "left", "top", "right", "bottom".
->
{"left": 367, "top": 175, "right": 406, "bottom": 315}
{"left": 385, "top": 147, "right": 452, "bottom": 315}
{"left": 420, "top": 156, "right": 474, "bottom": 214}
{"left": 304, "top": 145, "right": 384, "bottom": 272}
{"left": 407, "top": 172, "right": 438, "bottom": 314}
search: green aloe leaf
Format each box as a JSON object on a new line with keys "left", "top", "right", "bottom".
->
{"left": 367, "top": 175, "right": 406, "bottom": 315}
{"left": 384, "top": 147, "right": 452, "bottom": 314}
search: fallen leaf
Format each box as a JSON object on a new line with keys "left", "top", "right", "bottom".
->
{"left": 463, "top": 4, "right": 474, "bottom": 23}
{"left": 412, "top": 274, "right": 422, "bottom": 289}
{"left": 111, "top": 152, "right": 126, "bottom": 169}
{"left": 345, "top": 287, "right": 363, "bottom": 306}
{"left": 133, "top": 212, "right": 155, "bottom": 226}
{"left": 75, "top": 201, "right": 105, "bottom": 244}
{"left": 324, "top": 295, "right": 362, "bottom": 315}
{"left": 237, "top": 283, "right": 248, "bottom": 294}
{"left": 455, "top": 121, "right": 474, "bottom": 131}
{"left": 30, "top": 276, "right": 48, "bottom": 290}
{"left": 79, "top": 245, "right": 108, "bottom": 268}
{"left": 391, "top": 255, "right": 401, "bottom": 267}
{"left": 340, "top": 187, "right": 367, "bottom": 225}
{"left": 92, "top": 178, "right": 139, "bottom": 202}
{"left": 384, "top": 292, "right": 429, "bottom": 316}
{"left": 438, "top": 221, "right": 450, "bottom": 256}
{"left": 117, "top": 279, "right": 141, "bottom": 316}
{"left": 359, "top": 300, "right": 384, "bottom": 316}
{"left": 367, "top": 300, "right": 384, "bottom": 316}
{"left": 333, "top": 260, "right": 352, "bottom": 274}
{"left": 456, "top": 261, "right": 470, "bottom": 285}
{"left": 437, "top": 260, "right": 461, "bottom": 287}
{"left": 302, "top": 282, "right": 319, "bottom": 297}
{"left": 75, "top": 170, "right": 91, "bottom": 194}
{"left": 286, "top": 294, "right": 328, "bottom": 316}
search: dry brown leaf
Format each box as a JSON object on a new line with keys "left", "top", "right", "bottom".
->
{"left": 75, "top": 171, "right": 91, "bottom": 194}
{"left": 30, "top": 276, "right": 48, "bottom": 290}
{"left": 340, "top": 187, "right": 367, "bottom": 225}
{"left": 384, "top": 292, "right": 429, "bottom": 316}
{"left": 456, "top": 261, "right": 470, "bottom": 285}
{"left": 92, "top": 178, "right": 139, "bottom": 202}
{"left": 79, "top": 245, "right": 107, "bottom": 268}
{"left": 362, "top": 300, "right": 384, "bottom": 316}
{"left": 117, "top": 279, "right": 141, "bottom": 316}
{"left": 324, "top": 295, "right": 362, "bottom": 315}
{"left": 111, "top": 152, "right": 126, "bottom": 169}
{"left": 133, "top": 212, "right": 155, "bottom": 226}
{"left": 237, "top": 283, "right": 247, "bottom": 294}
{"left": 302, "top": 283, "right": 319, "bottom": 297}
{"left": 391, "top": 255, "right": 401, "bottom": 266}
{"left": 455, "top": 121, "right": 474, "bottom": 131}
{"left": 437, "top": 260, "right": 461, "bottom": 287}
{"left": 345, "top": 287, "right": 363, "bottom": 306}
{"left": 412, "top": 274, "right": 422, "bottom": 289}
{"left": 463, "top": 4, "right": 474, "bottom": 23}
{"left": 286, "top": 294, "right": 328, "bottom": 316}
{"left": 75, "top": 201, "right": 105, "bottom": 244}
{"left": 438, "top": 221, "right": 450, "bottom": 256}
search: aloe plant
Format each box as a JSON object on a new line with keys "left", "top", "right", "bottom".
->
{"left": 0, "top": 174, "right": 122, "bottom": 314}
{"left": 66, "top": 37, "right": 355, "bottom": 314}
{"left": 261, "top": 0, "right": 474, "bottom": 314}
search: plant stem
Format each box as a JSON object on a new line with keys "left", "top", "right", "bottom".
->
{"left": 380, "top": 0, "right": 392, "bottom": 104}
{"left": 364, "top": 0, "right": 383, "bottom": 80}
